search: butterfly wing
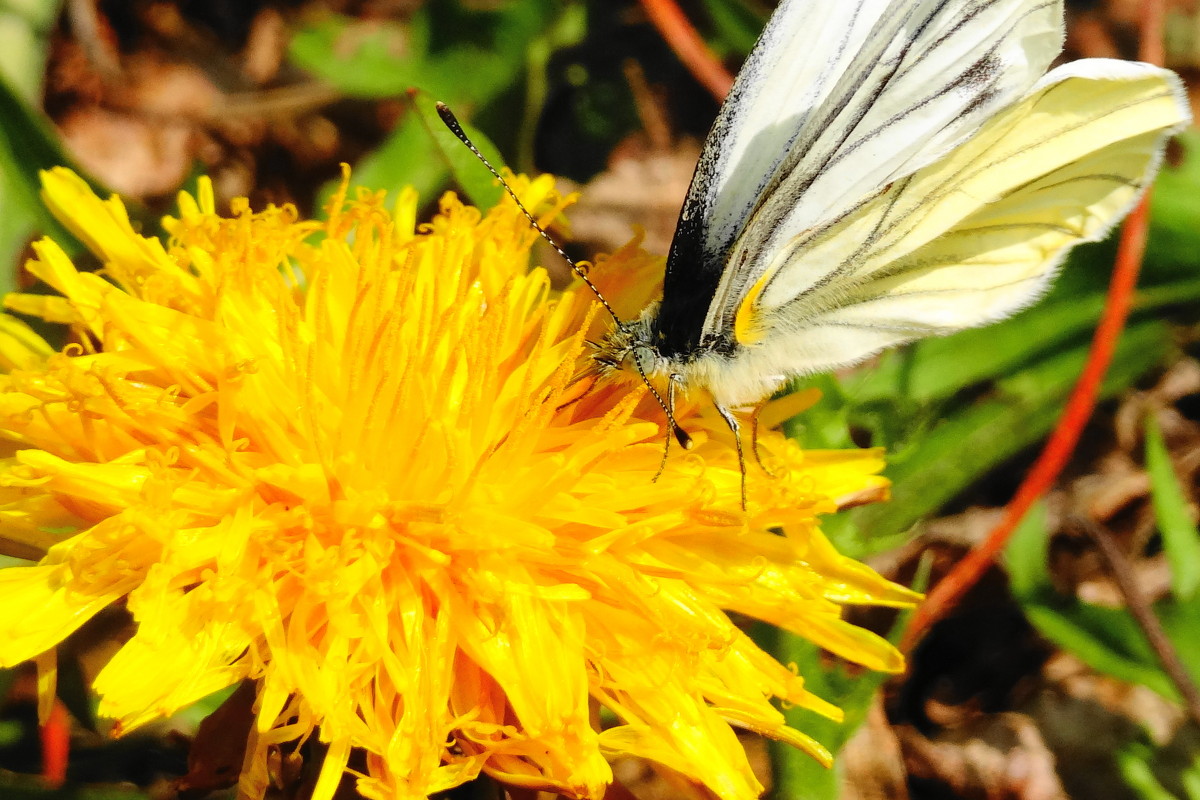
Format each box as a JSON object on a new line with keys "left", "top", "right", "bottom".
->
{"left": 720, "top": 59, "right": 1189, "bottom": 385}
{"left": 655, "top": 0, "right": 1067, "bottom": 355}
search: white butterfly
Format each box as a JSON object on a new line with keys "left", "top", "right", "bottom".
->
{"left": 593, "top": 0, "right": 1190, "bottom": 461}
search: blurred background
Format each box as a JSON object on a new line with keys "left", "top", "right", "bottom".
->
{"left": 3, "top": 1, "right": 1200, "bottom": 798}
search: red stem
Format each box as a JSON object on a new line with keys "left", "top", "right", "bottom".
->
{"left": 638, "top": 0, "right": 734, "bottom": 101}
{"left": 40, "top": 699, "right": 69, "bottom": 787}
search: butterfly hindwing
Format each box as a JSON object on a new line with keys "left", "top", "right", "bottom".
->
{"left": 728, "top": 59, "right": 1188, "bottom": 376}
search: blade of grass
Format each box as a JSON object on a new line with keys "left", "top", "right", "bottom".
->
{"left": 696, "top": 0, "right": 768, "bottom": 54}
{"left": 1081, "top": 517, "right": 1200, "bottom": 726}
{"left": 1145, "top": 413, "right": 1200, "bottom": 600}
{"left": 1116, "top": 742, "right": 1182, "bottom": 800}
{"left": 0, "top": 73, "right": 86, "bottom": 278}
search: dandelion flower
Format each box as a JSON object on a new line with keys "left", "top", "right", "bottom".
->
{"left": 0, "top": 167, "right": 917, "bottom": 800}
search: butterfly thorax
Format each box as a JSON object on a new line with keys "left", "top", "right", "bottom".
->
{"left": 592, "top": 303, "right": 788, "bottom": 411}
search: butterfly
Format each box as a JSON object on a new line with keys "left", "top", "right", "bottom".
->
{"left": 588, "top": 0, "right": 1190, "bottom": 493}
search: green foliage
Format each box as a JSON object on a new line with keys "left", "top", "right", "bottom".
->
{"left": 290, "top": 2, "right": 556, "bottom": 104}
{"left": 0, "top": 0, "right": 60, "bottom": 282}
{"left": 0, "top": 667, "right": 13, "bottom": 743}
{"left": 353, "top": 90, "right": 509, "bottom": 209}
{"left": 1145, "top": 413, "right": 1200, "bottom": 600}
{"left": 1006, "top": 504, "right": 1173, "bottom": 698}
{"left": 289, "top": 11, "right": 436, "bottom": 99}
{"left": 291, "top": 1, "right": 573, "bottom": 205}
{"left": 0, "top": 0, "right": 59, "bottom": 103}
{"left": 791, "top": 312, "right": 1176, "bottom": 559}
{"left": 1116, "top": 740, "right": 1200, "bottom": 800}
{"left": 695, "top": 0, "right": 768, "bottom": 55}
{"left": 1005, "top": 498, "right": 1200, "bottom": 799}
{"left": 1144, "top": 132, "right": 1200, "bottom": 277}
{"left": 1005, "top": 499, "right": 1200, "bottom": 704}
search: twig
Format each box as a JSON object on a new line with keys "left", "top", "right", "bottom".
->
{"left": 210, "top": 82, "right": 345, "bottom": 119}
{"left": 901, "top": 0, "right": 1167, "bottom": 651}
{"left": 638, "top": 0, "right": 733, "bottom": 101}
{"left": 1076, "top": 517, "right": 1200, "bottom": 728}
{"left": 66, "top": 0, "right": 122, "bottom": 81}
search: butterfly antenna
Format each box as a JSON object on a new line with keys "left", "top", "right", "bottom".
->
{"left": 436, "top": 101, "right": 692, "bottom": 451}
{"left": 637, "top": 361, "right": 691, "bottom": 450}
{"left": 435, "top": 102, "right": 622, "bottom": 326}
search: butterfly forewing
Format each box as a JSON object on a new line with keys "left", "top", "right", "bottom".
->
{"left": 656, "top": 0, "right": 1066, "bottom": 355}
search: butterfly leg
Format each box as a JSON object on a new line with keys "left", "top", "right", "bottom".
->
{"left": 715, "top": 404, "right": 748, "bottom": 510}
{"left": 652, "top": 424, "right": 671, "bottom": 483}
{"left": 749, "top": 407, "right": 781, "bottom": 478}
{"left": 651, "top": 376, "right": 681, "bottom": 483}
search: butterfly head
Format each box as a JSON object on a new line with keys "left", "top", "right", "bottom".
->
{"left": 589, "top": 304, "right": 694, "bottom": 450}
{"left": 590, "top": 303, "right": 671, "bottom": 382}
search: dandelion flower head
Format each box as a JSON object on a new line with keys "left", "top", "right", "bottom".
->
{"left": 0, "top": 168, "right": 917, "bottom": 800}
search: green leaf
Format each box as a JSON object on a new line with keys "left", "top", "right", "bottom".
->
{"left": 288, "top": 11, "right": 434, "bottom": 98}
{"left": 0, "top": 71, "right": 94, "bottom": 287}
{"left": 0, "top": 0, "right": 61, "bottom": 274}
{"left": 1145, "top": 413, "right": 1200, "bottom": 600}
{"left": 1002, "top": 500, "right": 1051, "bottom": 599}
{"left": 0, "top": 74, "right": 83, "bottom": 201}
{"left": 514, "top": 2, "right": 587, "bottom": 172}
{"left": 1005, "top": 498, "right": 1200, "bottom": 703}
{"left": 771, "top": 634, "right": 889, "bottom": 800}
{"left": 1013, "top": 574, "right": 1200, "bottom": 704}
{"left": 299, "top": 1, "right": 557, "bottom": 209}
{"left": 0, "top": 719, "right": 19, "bottom": 748}
{"left": 0, "top": 667, "right": 14, "bottom": 718}
{"left": 290, "top": 2, "right": 554, "bottom": 105}
{"left": 1108, "top": 712, "right": 1200, "bottom": 800}
{"left": 782, "top": 373, "right": 855, "bottom": 449}
{"left": 1025, "top": 602, "right": 1176, "bottom": 698}
{"left": 1146, "top": 129, "right": 1200, "bottom": 279}
{"left": 174, "top": 683, "right": 240, "bottom": 730}
{"left": 0, "top": 0, "right": 59, "bottom": 102}
{"left": 1155, "top": 601, "right": 1200, "bottom": 686}
{"left": 1184, "top": 760, "right": 1200, "bottom": 800}
{"left": 1116, "top": 741, "right": 1182, "bottom": 800}
{"left": 696, "top": 0, "right": 768, "bottom": 55}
